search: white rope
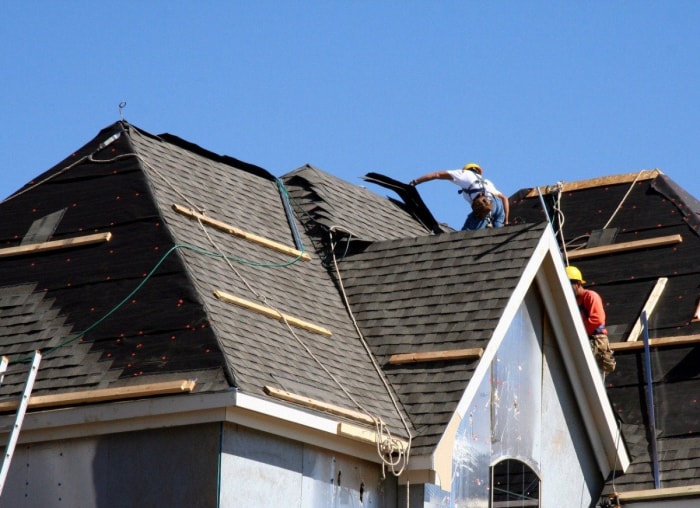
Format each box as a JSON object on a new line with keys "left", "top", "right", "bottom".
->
{"left": 565, "top": 234, "right": 591, "bottom": 251}
{"left": 602, "top": 170, "right": 645, "bottom": 230}
{"left": 328, "top": 227, "right": 413, "bottom": 476}
{"left": 550, "top": 183, "right": 569, "bottom": 266}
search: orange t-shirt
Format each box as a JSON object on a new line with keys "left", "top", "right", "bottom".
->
{"left": 576, "top": 288, "right": 607, "bottom": 336}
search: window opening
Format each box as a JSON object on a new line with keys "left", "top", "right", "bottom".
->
{"left": 491, "top": 459, "right": 540, "bottom": 507}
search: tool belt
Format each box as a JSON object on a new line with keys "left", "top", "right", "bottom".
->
{"left": 471, "top": 193, "right": 493, "bottom": 220}
{"left": 590, "top": 334, "right": 616, "bottom": 373}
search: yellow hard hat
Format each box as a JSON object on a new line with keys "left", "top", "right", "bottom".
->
{"left": 463, "top": 162, "right": 482, "bottom": 175}
{"left": 566, "top": 266, "right": 586, "bottom": 284}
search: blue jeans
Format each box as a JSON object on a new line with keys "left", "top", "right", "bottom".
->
{"left": 461, "top": 194, "right": 505, "bottom": 230}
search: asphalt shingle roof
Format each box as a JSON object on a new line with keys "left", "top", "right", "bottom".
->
{"left": 1, "top": 120, "right": 633, "bottom": 478}
{"left": 129, "top": 124, "right": 419, "bottom": 434}
{"left": 337, "top": 223, "right": 547, "bottom": 454}
{"left": 283, "top": 164, "right": 431, "bottom": 242}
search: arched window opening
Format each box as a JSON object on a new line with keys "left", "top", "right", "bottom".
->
{"left": 491, "top": 459, "right": 540, "bottom": 507}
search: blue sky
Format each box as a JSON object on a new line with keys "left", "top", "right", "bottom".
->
{"left": 2, "top": 1, "right": 699, "bottom": 230}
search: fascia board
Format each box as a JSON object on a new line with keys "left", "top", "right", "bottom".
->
{"left": 0, "top": 388, "right": 387, "bottom": 466}
{"left": 231, "top": 392, "right": 383, "bottom": 463}
{"left": 617, "top": 484, "right": 700, "bottom": 502}
{"left": 535, "top": 251, "right": 630, "bottom": 474}
{"left": 233, "top": 391, "right": 339, "bottom": 433}
{"left": 0, "top": 390, "right": 238, "bottom": 444}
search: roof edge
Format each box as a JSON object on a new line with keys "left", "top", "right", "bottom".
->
{"left": 3, "top": 121, "right": 128, "bottom": 203}
{"left": 616, "top": 483, "right": 700, "bottom": 502}
{"left": 233, "top": 392, "right": 406, "bottom": 466}
{"left": 521, "top": 169, "right": 663, "bottom": 199}
{"left": 532, "top": 230, "right": 631, "bottom": 474}
{"left": 129, "top": 124, "right": 276, "bottom": 182}
{"left": 4, "top": 387, "right": 401, "bottom": 468}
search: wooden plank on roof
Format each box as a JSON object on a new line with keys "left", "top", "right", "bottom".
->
{"left": 616, "top": 483, "right": 700, "bottom": 501}
{"left": 214, "top": 290, "right": 332, "bottom": 337}
{"left": 264, "top": 385, "right": 375, "bottom": 425}
{"left": 389, "top": 348, "right": 483, "bottom": 365}
{"left": 610, "top": 334, "right": 700, "bottom": 352}
{"left": 567, "top": 234, "right": 682, "bottom": 260}
{"left": 0, "top": 232, "right": 112, "bottom": 259}
{"left": 337, "top": 422, "right": 409, "bottom": 452}
{"left": 0, "top": 379, "right": 196, "bottom": 413}
{"left": 625, "top": 277, "right": 668, "bottom": 342}
{"left": 173, "top": 204, "right": 311, "bottom": 261}
{"left": 336, "top": 422, "right": 378, "bottom": 442}
{"left": 524, "top": 169, "right": 662, "bottom": 198}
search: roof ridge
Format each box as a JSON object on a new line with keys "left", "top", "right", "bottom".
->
{"left": 523, "top": 169, "right": 663, "bottom": 198}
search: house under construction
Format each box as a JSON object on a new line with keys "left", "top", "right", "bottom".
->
{"left": 0, "top": 121, "right": 697, "bottom": 507}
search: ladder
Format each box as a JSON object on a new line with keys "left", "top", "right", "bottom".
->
{"left": 0, "top": 350, "right": 42, "bottom": 497}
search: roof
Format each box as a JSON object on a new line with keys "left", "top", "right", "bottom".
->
{"left": 0, "top": 122, "right": 411, "bottom": 436}
{"left": 283, "top": 165, "right": 433, "bottom": 242}
{"left": 510, "top": 170, "right": 700, "bottom": 496}
{"left": 336, "top": 223, "right": 548, "bottom": 455}
{"left": 0, "top": 121, "right": 628, "bottom": 484}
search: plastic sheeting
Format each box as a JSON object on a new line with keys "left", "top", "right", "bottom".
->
{"left": 426, "top": 301, "right": 543, "bottom": 507}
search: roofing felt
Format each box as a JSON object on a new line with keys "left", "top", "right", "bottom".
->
{"left": 336, "top": 222, "right": 548, "bottom": 454}
{"left": 602, "top": 426, "right": 700, "bottom": 496}
{"left": 510, "top": 171, "right": 700, "bottom": 341}
{"left": 0, "top": 124, "right": 229, "bottom": 396}
{"left": 509, "top": 170, "right": 700, "bottom": 492}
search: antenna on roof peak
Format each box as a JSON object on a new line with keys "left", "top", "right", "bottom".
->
{"left": 118, "top": 101, "right": 127, "bottom": 121}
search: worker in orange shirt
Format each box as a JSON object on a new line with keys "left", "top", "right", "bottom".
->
{"left": 567, "top": 266, "right": 615, "bottom": 372}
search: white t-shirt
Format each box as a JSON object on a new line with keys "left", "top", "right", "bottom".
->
{"left": 447, "top": 168, "right": 501, "bottom": 204}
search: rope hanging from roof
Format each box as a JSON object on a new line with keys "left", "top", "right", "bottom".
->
{"left": 601, "top": 169, "right": 646, "bottom": 230}
{"left": 551, "top": 183, "right": 569, "bottom": 266}
{"left": 539, "top": 182, "right": 570, "bottom": 265}
{"left": 199, "top": 206, "right": 412, "bottom": 474}
{"left": 328, "top": 226, "right": 413, "bottom": 477}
